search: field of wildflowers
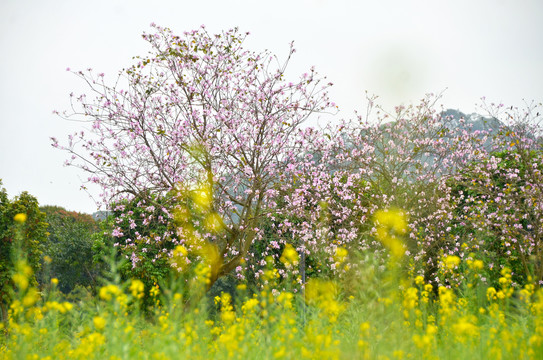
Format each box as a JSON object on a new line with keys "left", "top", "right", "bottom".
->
{"left": 2, "top": 211, "right": 542, "bottom": 360}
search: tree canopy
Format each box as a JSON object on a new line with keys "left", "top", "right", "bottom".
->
{"left": 53, "top": 25, "right": 334, "bottom": 288}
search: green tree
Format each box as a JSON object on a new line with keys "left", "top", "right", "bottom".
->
{"left": 39, "top": 206, "right": 100, "bottom": 293}
{"left": 0, "top": 180, "right": 48, "bottom": 321}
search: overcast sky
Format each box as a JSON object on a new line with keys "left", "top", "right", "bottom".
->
{"left": 1, "top": 0, "right": 542, "bottom": 214}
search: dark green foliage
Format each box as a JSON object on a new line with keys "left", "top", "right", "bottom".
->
{"left": 39, "top": 205, "right": 100, "bottom": 293}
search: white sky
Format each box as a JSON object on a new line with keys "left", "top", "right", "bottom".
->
{"left": 1, "top": 0, "right": 542, "bottom": 214}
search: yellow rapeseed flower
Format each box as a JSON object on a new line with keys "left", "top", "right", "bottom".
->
{"left": 305, "top": 279, "right": 344, "bottom": 322}
{"left": 14, "top": 213, "right": 27, "bottom": 223}
{"left": 194, "top": 262, "right": 212, "bottom": 285}
{"left": 487, "top": 287, "right": 497, "bottom": 301}
{"left": 12, "top": 273, "right": 29, "bottom": 291}
{"left": 305, "top": 279, "right": 337, "bottom": 304}
{"left": 174, "top": 245, "right": 189, "bottom": 257}
{"left": 198, "top": 242, "right": 221, "bottom": 281}
{"left": 242, "top": 298, "right": 259, "bottom": 313}
{"left": 170, "top": 245, "right": 190, "bottom": 272}
{"left": 149, "top": 283, "right": 160, "bottom": 298}
{"left": 130, "top": 279, "right": 145, "bottom": 299}
{"left": 236, "top": 283, "right": 247, "bottom": 291}
{"left": 374, "top": 208, "right": 407, "bottom": 233}
{"left": 280, "top": 244, "right": 299, "bottom": 267}
{"left": 61, "top": 302, "right": 73, "bottom": 313}
{"left": 443, "top": 255, "right": 461, "bottom": 270}
{"left": 274, "top": 346, "right": 286, "bottom": 358}
{"left": 22, "top": 288, "right": 40, "bottom": 308}
{"left": 277, "top": 292, "right": 294, "bottom": 309}
{"left": 16, "top": 260, "right": 33, "bottom": 277}
{"left": 403, "top": 287, "right": 419, "bottom": 310}
{"left": 470, "top": 259, "right": 484, "bottom": 271}
{"left": 333, "top": 247, "right": 348, "bottom": 268}
{"left": 93, "top": 316, "right": 106, "bottom": 331}
{"left": 99, "top": 284, "right": 122, "bottom": 301}
{"left": 373, "top": 208, "right": 407, "bottom": 258}
{"left": 452, "top": 315, "right": 479, "bottom": 343}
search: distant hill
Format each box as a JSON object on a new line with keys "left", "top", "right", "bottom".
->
{"left": 441, "top": 109, "right": 502, "bottom": 132}
{"left": 92, "top": 210, "right": 111, "bottom": 221}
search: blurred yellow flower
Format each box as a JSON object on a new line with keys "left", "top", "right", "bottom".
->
{"left": 403, "top": 287, "right": 418, "bottom": 310}
{"left": 443, "top": 255, "right": 461, "bottom": 270}
{"left": 486, "top": 287, "right": 497, "bottom": 301}
{"left": 14, "top": 213, "right": 27, "bottom": 223}
{"left": 22, "top": 288, "right": 40, "bottom": 308}
{"left": 174, "top": 245, "right": 188, "bottom": 257}
{"left": 129, "top": 279, "right": 145, "bottom": 299}
{"left": 93, "top": 316, "right": 106, "bottom": 331}
{"left": 149, "top": 283, "right": 160, "bottom": 298}
{"left": 452, "top": 315, "right": 479, "bottom": 342}
{"left": 242, "top": 298, "right": 259, "bottom": 313}
{"left": 13, "top": 273, "right": 29, "bottom": 291}
{"left": 333, "top": 247, "right": 348, "bottom": 267}
{"left": 191, "top": 183, "right": 213, "bottom": 211}
{"left": 473, "top": 259, "right": 483, "bottom": 270}
{"left": 305, "top": 278, "right": 344, "bottom": 322}
{"left": 374, "top": 208, "right": 407, "bottom": 234}
{"left": 280, "top": 244, "right": 299, "bottom": 267}
{"left": 99, "top": 284, "right": 122, "bottom": 301}
{"left": 204, "top": 212, "right": 224, "bottom": 233}
{"left": 373, "top": 208, "right": 407, "bottom": 259}
{"left": 236, "top": 283, "right": 247, "bottom": 291}
{"left": 61, "top": 302, "right": 73, "bottom": 313}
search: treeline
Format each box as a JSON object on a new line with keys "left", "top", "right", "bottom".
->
{"left": 2, "top": 101, "right": 543, "bottom": 318}
{"left": 0, "top": 185, "right": 104, "bottom": 320}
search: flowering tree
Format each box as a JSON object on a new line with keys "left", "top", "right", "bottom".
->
{"left": 441, "top": 103, "right": 543, "bottom": 286}
{"left": 271, "top": 95, "right": 486, "bottom": 273}
{"left": 268, "top": 95, "right": 543, "bottom": 288}
{"left": 53, "top": 24, "right": 333, "bottom": 288}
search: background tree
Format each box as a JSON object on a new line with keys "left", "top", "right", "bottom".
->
{"left": 275, "top": 94, "right": 488, "bottom": 276}
{"left": 53, "top": 24, "right": 333, "bottom": 289}
{"left": 446, "top": 147, "right": 543, "bottom": 286}
{"left": 411, "top": 101, "right": 543, "bottom": 287}
{"left": 38, "top": 205, "right": 100, "bottom": 293}
{"left": 272, "top": 95, "right": 543, "bottom": 290}
{"left": 0, "top": 180, "right": 48, "bottom": 321}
